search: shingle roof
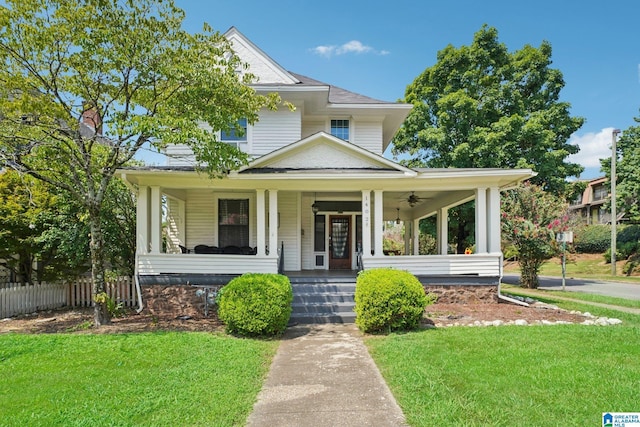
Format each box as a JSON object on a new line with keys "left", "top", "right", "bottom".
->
{"left": 288, "top": 72, "right": 395, "bottom": 105}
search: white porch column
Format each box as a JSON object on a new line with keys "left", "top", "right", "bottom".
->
{"left": 374, "top": 190, "right": 384, "bottom": 256}
{"left": 487, "top": 186, "right": 501, "bottom": 253}
{"left": 136, "top": 186, "right": 149, "bottom": 255}
{"left": 361, "top": 190, "right": 371, "bottom": 256}
{"left": 437, "top": 208, "right": 448, "bottom": 255}
{"left": 268, "top": 190, "right": 278, "bottom": 256}
{"left": 475, "top": 187, "right": 488, "bottom": 254}
{"left": 404, "top": 219, "right": 411, "bottom": 255}
{"left": 256, "top": 189, "right": 266, "bottom": 256}
{"left": 413, "top": 219, "right": 420, "bottom": 255}
{"left": 150, "top": 186, "right": 162, "bottom": 254}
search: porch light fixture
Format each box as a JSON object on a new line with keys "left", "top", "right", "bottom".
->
{"left": 312, "top": 193, "right": 319, "bottom": 215}
{"left": 395, "top": 208, "right": 400, "bottom": 224}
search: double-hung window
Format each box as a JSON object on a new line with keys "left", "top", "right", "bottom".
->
{"left": 330, "top": 119, "right": 350, "bottom": 141}
{"left": 221, "top": 118, "right": 248, "bottom": 146}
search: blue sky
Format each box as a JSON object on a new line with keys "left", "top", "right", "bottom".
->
{"left": 159, "top": 0, "right": 639, "bottom": 179}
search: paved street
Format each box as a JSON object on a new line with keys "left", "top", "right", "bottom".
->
{"left": 502, "top": 274, "right": 640, "bottom": 300}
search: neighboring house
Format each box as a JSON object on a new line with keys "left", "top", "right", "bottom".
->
{"left": 117, "top": 27, "right": 534, "bottom": 289}
{"left": 569, "top": 177, "right": 614, "bottom": 224}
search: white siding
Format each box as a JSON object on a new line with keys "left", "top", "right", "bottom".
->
{"left": 184, "top": 190, "right": 257, "bottom": 250}
{"left": 276, "top": 192, "right": 300, "bottom": 271}
{"left": 165, "top": 144, "right": 194, "bottom": 167}
{"left": 138, "top": 254, "right": 277, "bottom": 275}
{"left": 251, "top": 109, "right": 301, "bottom": 156}
{"left": 363, "top": 254, "right": 501, "bottom": 276}
{"left": 165, "top": 198, "right": 185, "bottom": 253}
{"left": 353, "top": 120, "right": 383, "bottom": 154}
{"left": 301, "top": 120, "right": 325, "bottom": 139}
{"left": 185, "top": 190, "right": 216, "bottom": 248}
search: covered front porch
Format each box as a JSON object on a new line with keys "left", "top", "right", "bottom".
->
{"left": 119, "top": 134, "right": 534, "bottom": 285}
{"left": 129, "top": 182, "right": 510, "bottom": 284}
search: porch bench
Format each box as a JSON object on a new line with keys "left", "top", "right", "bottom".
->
{"left": 192, "top": 245, "right": 256, "bottom": 255}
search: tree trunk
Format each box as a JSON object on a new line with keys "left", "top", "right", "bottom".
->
{"left": 519, "top": 258, "right": 542, "bottom": 289}
{"left": 89, "top": 208, "right": 111, "bottom": 326}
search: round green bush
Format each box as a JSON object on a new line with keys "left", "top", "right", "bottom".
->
{"left": 355, "top": 268, "right": 433, "bottom": 333}
{"left": 217, "top": 273, "right": 292, "bottom": 336}
{"left": 574, "top": 225, "right": 610, "bottom": 253}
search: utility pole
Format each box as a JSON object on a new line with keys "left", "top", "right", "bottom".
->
{"left": 611, "top": 128, "right": 621, "bottom": 275}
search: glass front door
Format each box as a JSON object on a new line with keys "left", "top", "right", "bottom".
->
{"left": 329, "top": 215, "right": 351, "bottom": 269}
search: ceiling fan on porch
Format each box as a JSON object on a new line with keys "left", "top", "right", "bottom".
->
{"left": 405, "top": 191, "right": 427, "bottom": 207}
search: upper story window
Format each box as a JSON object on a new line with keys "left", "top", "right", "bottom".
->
{"left": 221, "top": 118, "right": 248, "bottom": 143}
{"left": 593, "top": 184, "right": 608, "bottom": 201}
{"left": 330, "top": 119, "right": 350, "bottom": 141}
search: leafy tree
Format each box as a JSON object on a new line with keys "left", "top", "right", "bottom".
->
{"left": 0, "top": 169, "right": 135, "bottom": 284}
{"left": 0, "top": 0, "right": 280, "bottom": 325}
{"left": 392, "top": 25, "right": 584, "bottom": 251}
{"left": 601, "top": 118, "right": 640, "bottom": 223}
{"left": 393, "top": 25, "right": 584, "bottom": 194}
{"left": 0, "top": 170, "right": 56, "bottom": 284}
{"left": 501, "top": 183, "right": 568, "bottom": 288}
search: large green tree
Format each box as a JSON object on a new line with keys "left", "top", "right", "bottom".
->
{"left": 393, "top": 25, "right": 584, "bottom": 252}
{"left": 393, "top": 25, "right": 584, "bottom": 193}
{"left": 0, "top": 0, "right": 279, "bottom": 325}
{"left": 602, "top": 118, "right": 640, "bottom": 223}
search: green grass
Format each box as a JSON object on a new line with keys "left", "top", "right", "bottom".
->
{"left": 504, "top": 254, "right": 640, "bottom": 284}
{"left": 501, "top": 284, "right": 640, "bottom": 310}
{"left": 0, "top": 332, "right": 278, "bottom": 427}
{"left": 366, "top": 294, "right": 640, "bottom": 426}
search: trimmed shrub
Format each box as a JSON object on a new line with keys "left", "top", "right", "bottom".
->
{"left": 355, "top": 268, "right": 434, "bottom": 333}
{"left": 574, "top": 225, "right": 610, "bottom": 253}
{"left": 217, "top": 273, "right": 292, "bottom": 337}
{"left": 618, "top": 225, "right": 640, "bottom": 259}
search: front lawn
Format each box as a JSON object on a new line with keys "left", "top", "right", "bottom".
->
{"left": 504, "top": 253, "right": 640, "bottom": 283}
{"left": 366, "top": 304, "right": 640, "bottom": 426}
{"left": 0, "top": 332, "right": 278, "bottom": 426}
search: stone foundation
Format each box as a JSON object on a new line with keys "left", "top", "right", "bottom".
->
{"left": 423, "top": 285, "right": 498, "bottom": 304}
{"left": 142, "top": 284, "right": 222, "bottom": 319}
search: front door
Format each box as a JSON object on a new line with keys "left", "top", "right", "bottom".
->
{"left": 329, "top": 215, "right": 351, "bottom": 269}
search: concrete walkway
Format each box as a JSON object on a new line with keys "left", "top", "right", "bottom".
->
{"left": 246, "top": 324, "right": 407, "bottom": 427}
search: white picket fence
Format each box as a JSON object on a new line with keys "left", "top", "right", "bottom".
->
{"left": 0, "top": 277, "right": 137, "bottom": 318}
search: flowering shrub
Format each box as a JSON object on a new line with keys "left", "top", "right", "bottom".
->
{"left": 501, "top": 183, "right": 568, "bottom": 288}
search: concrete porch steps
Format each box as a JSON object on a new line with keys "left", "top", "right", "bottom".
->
{"left": 289, "top": 279, "right": 356, "bottom": 324}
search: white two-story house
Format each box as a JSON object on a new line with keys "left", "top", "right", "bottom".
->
{"left": 118, "top": 27, "right": 534, "bottom": 289}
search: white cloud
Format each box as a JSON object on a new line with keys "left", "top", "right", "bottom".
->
{"left": 311, "top": 45, "right": 335, "bottom": 57}
{"left": 311, "top": 40, "right": 389, "bottom": 58}
{"left": 567, "top": 127, "right": 618, "bottom": 169}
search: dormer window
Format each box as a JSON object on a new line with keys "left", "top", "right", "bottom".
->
{"left": 330, "top": 119, "right": 350, "bottom": 141}
{"left": 221, "top": 118, "right": 248, "bottom": 144}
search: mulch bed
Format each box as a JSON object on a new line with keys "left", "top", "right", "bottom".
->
{"left": 1, "top": 298, "right": 596, "bottom": 334}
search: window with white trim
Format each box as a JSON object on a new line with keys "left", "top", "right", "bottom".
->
{"left": 330, "top": 119, "right": 350, "bottom": 141}
{"left": 218, "top": 199, "right": 249, "bottom": 247}
{"left": 221, "top": 118, "right": 248, "bottom": 145}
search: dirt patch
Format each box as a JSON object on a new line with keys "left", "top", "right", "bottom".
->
{"left": 1, "top": 298, "right": 599, "bottom": 334}
{"left": 0, "top": 307, "right": 224, "bottom": 334}
{"left": 424, "top": 301, "right": 588, "bottom": 327}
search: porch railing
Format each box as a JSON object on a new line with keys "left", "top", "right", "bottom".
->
{"left": 363, "top": 254, "right": 501, "bottom": 277}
